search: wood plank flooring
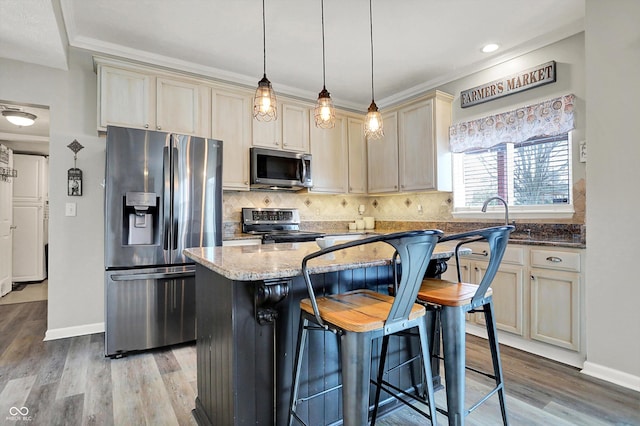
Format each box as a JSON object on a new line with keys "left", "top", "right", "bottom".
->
{"left": 0, "top": 301, "right": 638, "bottom": 425}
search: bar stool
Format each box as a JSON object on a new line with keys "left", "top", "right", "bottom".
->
{"left": 288, "top": 230, "right": 443, "bottom": 426}
{"left": 417, "top": 225, "right": 514, "bottom": 426}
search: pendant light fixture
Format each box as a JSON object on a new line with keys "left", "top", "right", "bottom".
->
{"left": 364, "top": 0, "right": 383, "bottom": 139}
{"left": 314, "top": 0, "right": 336, "bottom": 129}
{"left": 254, "top": 0, "right": 277, "bottom": 121}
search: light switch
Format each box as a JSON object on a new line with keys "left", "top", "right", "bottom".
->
{"left": 65, "top": 202, "right": 77, "bottom": 217}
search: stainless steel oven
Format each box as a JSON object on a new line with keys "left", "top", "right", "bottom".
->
{"left": 241, "top": 207, "right": 324, "bottom": 243}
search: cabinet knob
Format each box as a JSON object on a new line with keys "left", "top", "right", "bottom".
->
{"left": 531, "top": 275, "right": 535, "bottom": 280}
{"left": 274, "top": 141, "right": 279, "bottom": 146}
{"left": 10, "top": 225, "right": 17, "bottom": 230}
{"left": 244, "top": 181, "right": 249, "bottom": 185}
{"left": 157, "top": 126, "right": 161, "bottom": 130}
{"left": 283, "top": 142, "right": 288, "bottom": 146}
{"left": 394, "top": 185, "right": 397, "bottom": 189}
{"left": 144, "top": 124, "right": 149, "bottom": 128}
{"left": 474, "top": 267, "right": 479, "bottom": 271}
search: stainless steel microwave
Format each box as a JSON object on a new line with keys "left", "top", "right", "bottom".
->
{"left": 250, "top": 147, "right": 312, "bottom": 191}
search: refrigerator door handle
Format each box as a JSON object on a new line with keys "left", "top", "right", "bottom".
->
{"left": 172, "top": 145, "right": 179, "bottom": 251}
{"left": 163, "top": 146, "right": 171, "bottom": 251}
{"left": 110, "top": 271, "right": 194, "bottom": 281}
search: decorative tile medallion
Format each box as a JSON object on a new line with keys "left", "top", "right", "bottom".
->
{"left": 263, "top": 196, "right": 271, "bottom": 206}
{"left": 372, "top": 199, "right": 378, "bottom": 208}
{"left": 304, "top": 198, "right": 312, "bottom": 207}
{"left": 404, "top": 198, "right": 412, "bottom": 207}
{"left": 341, "top": 199, "right": 348, "bottom": 208}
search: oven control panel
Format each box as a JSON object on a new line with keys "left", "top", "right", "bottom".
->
{"left": 242, "top": 208, "right": 300, "bottom": 225}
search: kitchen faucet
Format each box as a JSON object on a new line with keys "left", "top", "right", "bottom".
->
{"left": 481, "top": 196, "right": 510, "bottom": 225}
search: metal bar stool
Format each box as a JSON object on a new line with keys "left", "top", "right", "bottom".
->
{"left": 288, "top": 230, "right": 443, "bottom": 426}
{"left": 417, "top": 225, "right": 514, "bottom": 426}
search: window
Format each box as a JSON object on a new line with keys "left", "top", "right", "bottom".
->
{"left": 453, "top": 133, "right": 572, "bottom": 214}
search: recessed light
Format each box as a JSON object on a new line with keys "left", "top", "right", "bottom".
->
{"left": 482, "top": 43, "right": 500, "bottom": 53}
{"left": 2, "top": 110, "right": 37, "bottom": 127}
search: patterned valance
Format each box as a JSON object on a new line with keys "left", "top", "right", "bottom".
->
{"left": 449, "top": 94, "right": 575, "bottom": 153}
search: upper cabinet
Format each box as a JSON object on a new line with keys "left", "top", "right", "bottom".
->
{"left": 252, "top": 100, "right": 310, "bottom": 153}
{"left": 211, "top": 89, "right": 253, "bottom": 191}
{"left": 347, "top": 118, "right": 367, "bottom": 194}
{"left": 367, "top": 90, "right": 453, "bottom": 194}
{"left": 309, "top": 115, "right": 348, "bottom": 193}
{"left": 367, "top": 111, "right": 399, "bottom": 193}
{"left": 97, "top": 60, "right": 207, "bottom": 136}
{"left": 13, "top": 154, "right": 47, "bottom": 204}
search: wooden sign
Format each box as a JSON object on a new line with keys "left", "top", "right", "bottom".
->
{"left": 461, "top": 61, "right": 556, "bottom": 108}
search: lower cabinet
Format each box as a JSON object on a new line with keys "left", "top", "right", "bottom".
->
{"left": 441, "top": 243, "right": 584, "bottom": 357}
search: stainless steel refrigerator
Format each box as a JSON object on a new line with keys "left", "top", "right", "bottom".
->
{"left": 104, "top": 126, "right": 222, "bottom": 357}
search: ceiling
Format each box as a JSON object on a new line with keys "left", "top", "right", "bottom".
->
{"left": 0, "top": 0, "right": 585, "bottom": 154}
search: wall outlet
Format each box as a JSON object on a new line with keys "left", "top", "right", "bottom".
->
{"left": 65, "top": 202, "right": 77, "bottom": 217}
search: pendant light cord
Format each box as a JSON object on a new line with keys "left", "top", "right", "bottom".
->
{"left": 262, "top": 0, "right": 267, "bottom": 76}
{"left": 369, "top": 0, "right": 375, "bottom": 102}
{"left": 321, "top": 0, "right": 327, "bottom": 88}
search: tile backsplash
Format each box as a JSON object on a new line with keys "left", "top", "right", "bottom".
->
{"left": 223, "top": 191, "right": 454, "bottom": 223}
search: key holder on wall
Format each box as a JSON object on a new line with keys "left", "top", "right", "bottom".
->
{"left": 67, "top": 139, "right": 84, "bottom": 196}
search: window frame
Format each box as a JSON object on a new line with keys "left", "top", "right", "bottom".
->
{"left": 451, "top": 132, "right": 575, "bottom": 221}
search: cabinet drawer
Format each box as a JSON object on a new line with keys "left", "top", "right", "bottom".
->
{"left": 465, "top": 242, "right": 524, "bottom": 265}
{"left": 530, "top": 249, "right": 581, "bottom": 272}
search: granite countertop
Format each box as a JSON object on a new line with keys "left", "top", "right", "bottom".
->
{"left": 185, "top": 240, "right": 463, "bottom": 281}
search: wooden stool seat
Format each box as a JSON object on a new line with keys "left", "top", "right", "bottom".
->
{"left": 418, "top": 278, "right": 493, "bottom": 307}
{"left": 300, "top": 289, "right": 425, "bottom": 333}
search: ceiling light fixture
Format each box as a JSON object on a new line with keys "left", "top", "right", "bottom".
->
{"left": 364, "top": 0, "right": 383, "bottom": 140}
{"left": 314, "top": 0, "right": 336, "bottom": 129}
{"left": 482, "top": 43, "right": 500, "bottom": 53}
{"left": 253, "top": 0, "right": 277, "bottom": 122}
{"left": 2, "top": 110, "right": 37, "bottom": 127}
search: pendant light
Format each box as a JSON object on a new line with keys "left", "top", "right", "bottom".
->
{"left": 314, "top": 0, "right": 336, "bottom": 129}
{"left": 254, "top": 0, "right": 277, "bottom": 121}
{"left": 364, "top": 0, "right": 383, "bottom": 139}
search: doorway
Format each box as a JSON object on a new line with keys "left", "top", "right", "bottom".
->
{"left": 0, "top": 100, "right": 50, "bottom": 304}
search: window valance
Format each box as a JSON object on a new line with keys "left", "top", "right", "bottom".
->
{"left": 449, "top": 94, "right": 575, "bottom": 153}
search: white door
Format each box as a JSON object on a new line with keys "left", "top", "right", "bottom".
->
{"left": 0, "top": 146, "right": 14, "bottom": 296}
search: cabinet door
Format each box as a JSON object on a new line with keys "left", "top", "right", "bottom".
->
{"left": 310, "top": 116, "right": 348, "bottom": 193}
{"left": 156, "top": 77, "right": 202, "bottom": 135}
{"left": 212, "top": 90, "right": 252, "bottom": 191}
{"left": 398, "top": 99, "right": 435, "bottom": 191}
{"left": 441, "top": 258, "right": 471, "bottom": 283}
{"left": 99, "top": 66, "right": 153, "bottom": 131}
{"left": 13, "top": 155, "right": 45, "bottom": 203}
{"left": 367, "top": 111, "right": 398, "bottom": 193}
{"left": 12, "top": 204, "right": 45, "bottom": 282}
{"left": 281, "top": 103, "right": 310, "bottom": 152}
{"left": 347, "top": 118, "right": 367, "bottom": 194}
{"left": 530, "top": 269, "right": 580, "bottom": 350}
{"left": 474, "top": 262, "right": 524, "bottom": 336}
{"left": 252, "top": 106, "right": 281, "bottom": 149}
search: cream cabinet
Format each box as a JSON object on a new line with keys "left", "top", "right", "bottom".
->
{"left": 367, "top": 111, "right": 399, "bottom": 193}
{"left": 97, "top": 63, "right": 207, "bottom": 136}
{"left": 309, "top": 115, "right": 348, "bottom": 193}
{"left": 367, "top": 90, "right": 453, "bottom": 194}
{"left": 398, "top": 93, "right": 452, "bottom": 191}
{"left": 252, "top": 101, "right": 310, "bottom": 153}
{"left": 442, "top": 243, "right": 584, "bottom": 359}
{"left": 211, "top": 89, "right": 252, "bottom": 191}
{"left": 529, "top": 248, "right": 582, "bottom": 351}
{"left": 347, "top": 117, "right": 367, "bottom": 194}
{"left": 12, "top": 154, "right": 47, "bottom": 203}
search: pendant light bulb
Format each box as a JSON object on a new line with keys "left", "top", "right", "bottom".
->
{"left": 364, "top": 0, "right": 383, "bottom": 139}
{"left": 314, "top": 0, "right": 336, "bottom": 129}
{"left": 364, "top": 100, "right": 384, "bottom": 140}
{"left": 254, "top": 0, "right": 277, "bottom": 122}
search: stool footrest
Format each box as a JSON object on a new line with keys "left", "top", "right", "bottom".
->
{"left": 296, "top": 383, "right": 342, "bottom": 404}
{"left": 467, "top": 383, "right": 504, "bottom": 416}
{"left": 373, "top": 379, "right": 438, "bottom": 421}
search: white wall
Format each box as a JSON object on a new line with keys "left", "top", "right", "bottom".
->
{"left": 0, "top": 49, "right": 106, "bottom": 338}
{"left": 582, "top": 0, "right": 640, "bottom": 389}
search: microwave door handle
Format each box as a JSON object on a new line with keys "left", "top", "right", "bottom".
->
{"left": 163, "top": 146, "right": 171, "bottom": 251}
{"left": 300, "top": 157, "right": 307, "bottom": 182}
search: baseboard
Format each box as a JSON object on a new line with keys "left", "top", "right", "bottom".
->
{"left": 581, "top": 361, "right": 640, "bottom": 392}
{"left": 44, "top": 322, "right": 105, "bottom": 341}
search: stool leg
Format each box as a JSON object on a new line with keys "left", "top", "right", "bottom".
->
{"left": 441, "top": 305, "right": 466, "bottom": 426}
{"left": 371, "top": 335, "right": 390, "bottom": 425}
{"left": 417, "top": 317, "right": 438, "bottom": 425}
{"left": 289, "top": 316, "right": 309, "bottom": 426}
{"left": 341, "top": 330, "right": 372, "bottom": 426}
{"left": 484, "top": 300, "right": 509, "bottom": 425}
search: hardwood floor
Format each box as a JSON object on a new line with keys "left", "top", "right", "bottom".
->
{"left": 1, "top": 301, "right": 638, "bottom": 425}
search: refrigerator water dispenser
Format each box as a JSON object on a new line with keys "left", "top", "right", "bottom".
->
{"left": 125, "top": 191, "right": 157, "bottom": 245}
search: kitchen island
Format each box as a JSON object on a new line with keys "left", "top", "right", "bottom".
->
{"left": 184, "top": 239, "right": 462, "bottom": 426}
